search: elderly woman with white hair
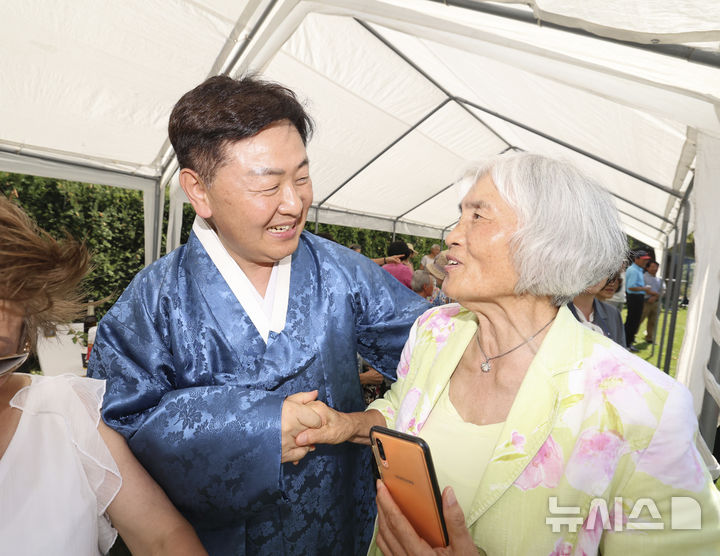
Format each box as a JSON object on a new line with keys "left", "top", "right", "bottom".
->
{"left": 296, "top": 153, "right": 720, "bottom": 555}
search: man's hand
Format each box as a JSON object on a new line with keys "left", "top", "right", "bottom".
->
{"left": 376, "top": 481, "right": 477, "bottom": 556}
{"left": 281, "top": 391, "right": 322, "bottom": 464}
{"left": 295, "top": 401, "right": 356, "bottom": 446}
{"left": 359, "top": 368, "right": 385, "bottom": 386}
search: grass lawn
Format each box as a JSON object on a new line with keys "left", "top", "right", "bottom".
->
{"left": 621, "top": 305, "right": 687, "bottom": 378}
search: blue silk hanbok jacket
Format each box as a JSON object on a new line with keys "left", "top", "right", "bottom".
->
{"left": 88, "top": 231, "right": 429, "bottom": 555}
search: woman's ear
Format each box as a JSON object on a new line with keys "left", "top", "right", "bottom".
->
{"left": 179, "top": 169, "right": 212, "bottom": 219}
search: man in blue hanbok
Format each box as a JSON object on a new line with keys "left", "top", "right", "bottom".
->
{"left": 88, "top": 76, "right": 429, "bottom": 554}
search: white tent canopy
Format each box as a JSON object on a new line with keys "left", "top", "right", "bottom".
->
{"left": 2, "top": 1, "right": 720, "bottom": 427}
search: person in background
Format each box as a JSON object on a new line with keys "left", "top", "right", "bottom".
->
{"left": 89, "top": 75, "right": 428, "bottom": 555}
{"left": 296, "top": 153, "right": 720, "bottom": 555}
{"left": 568, "top": 274, "right": 626, "bottom": 347}
{"left": 426, "top": 250, "right": 452, "bottom": 304}
{"left": 623, "top": 250, "right": 652, "bottom": 351}
{"left": 641, "top": 259, "right": 665, "bottom": 344}
{"left": 381, "top": 240, "right": 414, "bottom": 288}
{"left": 357, "top": 354, "right": 389, "bottom": 406}
{"left": 411, "top": 269, "right": 449, "bottom": 306}
{"left": 420, "top": 244, "right": 441, "bottom": 271}
{"left": 410, "top": 269, "right": 435, "bottom": 300}
{"left": 0, "top": 196, "right": 207, "bottom": 556}
{"left": 406, "top": 243, "right": 418, "bottom": 270}
{"left": 599, "top": 272, "right": 621, "bottom": 302}
{"left": 604, "top": 261, "right": 626, "bottom": 312}
{"left": 349, "top": 242, "right": 402, "bottom": 266}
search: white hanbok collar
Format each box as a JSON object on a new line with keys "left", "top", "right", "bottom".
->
{"left": 192, "top": 216, "right": 290, "bottom": 343}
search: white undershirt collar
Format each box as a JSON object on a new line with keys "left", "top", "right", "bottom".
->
{"left": 192, "top": 216, "right": 291, "bottom": 343}
{"left": 572, "top": 302, "right": 604, "bottom": 336}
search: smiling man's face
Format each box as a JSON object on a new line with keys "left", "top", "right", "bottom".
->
{"left": 188, "top": 120, "right": 313, "bottom": 276}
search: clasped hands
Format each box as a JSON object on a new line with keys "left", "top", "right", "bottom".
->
{"left": 280, "top": 390, "right": 358, "bottom": 465}
{"left": 281, "top": 391, "right": 477, "bottom": 555}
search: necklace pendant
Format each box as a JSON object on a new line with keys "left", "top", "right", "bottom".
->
{"left": 480, "top": 361, "right": 491, "bottom": 372}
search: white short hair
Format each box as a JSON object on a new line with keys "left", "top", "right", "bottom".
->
{"left": 411, "top": 270, "right": 434, "bottom": 293}
{"left": 461, "top": 153, "right": 627, "bottom": 306}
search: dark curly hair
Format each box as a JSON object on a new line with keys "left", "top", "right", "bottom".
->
{"left": 0, "top": 195, "right": 90, "bottom": 349}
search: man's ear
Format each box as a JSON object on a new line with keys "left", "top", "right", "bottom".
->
{"left": 179, "top": 168, "right": 212, "bottom": 219}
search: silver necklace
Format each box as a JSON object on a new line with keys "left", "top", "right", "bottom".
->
{"left": 475, "top": 316, "right": 555, "bottom": 372}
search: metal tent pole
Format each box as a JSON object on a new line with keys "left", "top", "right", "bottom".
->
{"left": 656, "top": 235, "right": 672, "bottom": 368}
{"left": 423, "top": 0, "right": 720, "bottom": 69}
{"left": 663, "top": 198, "right": 691, "bottom": 373}
{"left": 699, "top": 296, "right": 720, "bottom": 449}
{"left": 457, "top": 97, "right": 681, "bottom": 199}
{"left": 683, "top": 259, "right": 692, "bottom": 305}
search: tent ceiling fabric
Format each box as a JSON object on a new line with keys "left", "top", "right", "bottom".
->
{"left": 253, "top": 7, "right": 706, "bottom": 243}
{"left": 487, "top": 0, "right": 720, "bottom": 44}
{"left": 0, "top": 0, "right": 248, "bottom": 176}
{"left": 1, "top": 0, "right": 717, "bottom": 247}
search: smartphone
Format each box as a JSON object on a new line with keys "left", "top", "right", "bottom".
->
{"left": 369, "top": 425, "right": 448, "bottom": 548}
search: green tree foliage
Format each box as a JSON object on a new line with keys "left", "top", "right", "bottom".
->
{"left": 1, "top": 172, "right": 145, "bottom": 318}
{"left": 3, "top": 172, "right": 446, "bottom": 319}
{"left": 309, "top": 222, "right": 442, "bottom": 267}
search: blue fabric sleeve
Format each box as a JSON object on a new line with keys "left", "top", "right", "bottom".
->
{"left": 350, "top": 257, "right": 429, "bottom": 381}
{"left": 89, "top": 312, "right": 285, "bottom": 528}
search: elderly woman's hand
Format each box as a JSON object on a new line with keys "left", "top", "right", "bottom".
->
{"left": 295, "top": 403, "right": 386, "bottom": 447}
{"left": 376, "top": 481, "right": 477, "bottom": 556}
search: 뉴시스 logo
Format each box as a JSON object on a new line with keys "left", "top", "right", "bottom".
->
{"left": 546, "top": 496, "right": 702, "bottom": 532}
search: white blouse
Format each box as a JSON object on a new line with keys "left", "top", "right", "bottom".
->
{"left": 0, "top": 374, "right": 121, "bottom": 555}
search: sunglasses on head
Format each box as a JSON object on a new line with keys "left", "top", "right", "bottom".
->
{"left": 0, "top": 324, "right": 30, "bottom": 378}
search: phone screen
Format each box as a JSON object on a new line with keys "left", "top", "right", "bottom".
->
{"left": 370, "top": 425, "right": 448, "bottom": 548}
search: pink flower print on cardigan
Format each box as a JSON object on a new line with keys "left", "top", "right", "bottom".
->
{"left": 566, "top": 429, "right": 625, "bottom": 496}
{"left": 396, "top": 340, "right": 412, "bottom": 379}
{"left": 515, "top": 434, "right": 564, "bottom": 491}
{"left": 510, "top": 430, "right": 525, "bottom": 449}
{"left": 634, "top": 382, "right": 707, "bottom": 492}
{"left": 576, "top": 500, "right": 626, "bottom": 556}
{"left": 577, "top": 346, "right": 656, "bottom": 430}
{"left": 417, "top": 304, "right": 462, "bottom": 349}
{"left": 548, "top": 538, "right": 573, "bottom": 556}
{"left": 395, "top": 387, "right": 432, "bottom": 435}
{"left": 492, "top": 430, "right": 526, "bottom": 464}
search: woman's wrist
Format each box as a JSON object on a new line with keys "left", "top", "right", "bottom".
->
{"left": 349, "top": 409, "right": 386, "bottom": 445}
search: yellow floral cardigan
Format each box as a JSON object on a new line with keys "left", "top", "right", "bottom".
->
{"left": 368, "top": 305, "right": 720, "bottom": 555}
